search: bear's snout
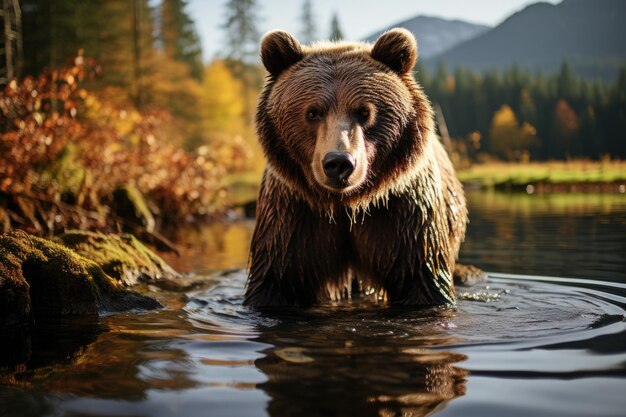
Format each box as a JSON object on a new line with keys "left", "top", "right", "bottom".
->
{"left": 322, "top": 152, "right": 355, "bottom": 185}
{"left": 311, "top": 113, "right": 369, "bottom": 193}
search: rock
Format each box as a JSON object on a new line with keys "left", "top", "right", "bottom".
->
{"left": 0, "top": 231, "right": 161, "bottom": 328}
{"left": 112, "top": 185, "right": 156, "bottom": 233}
{"left": 453, "top": 263, "right": 488, "bottom": 286}
{"left": 0, "top": 251, "right": 32, "bottom": 327}
{"left": 58, "top": 230, "right": 179, "bottom": 286}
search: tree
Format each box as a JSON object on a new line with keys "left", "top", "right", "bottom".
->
{"left": 0, "top": 0, "right": 23, "bottom": 84}
{"left": 200, "top": 60, "right": 263, "bottom": 170}
{"left": 221, "top": 0, "right": 262, "bottom": 128}
{"left": 299, "top": 0, "right": 317, "bottom": 44}
{"left": 519, "top": 88, "right": 537, "bottom": 125}
{"left": 552, "top": 99, "right": 581, "bottom": 156}
{"left": 143, "top": 51, "right": 203, "bottom": 147}
{"left": 97, "top": 0, "right": 155, "bottom": 108}
{"left": 20, "top": 0, "right": 156, "bottom": 107}
{"left": 159, "top": 0, "right": 203, "bottom": 80}
{"left": 20, "top": 0, "right": 100, "bottom": 76}
{"left": 201, "top": 60, "right": 244, "bottom": 135}
{"left": 221, "top": 0, "right": 261, "bottom": 63}
{"left": 556, "top": 61, "right": 577, "bottom": 100}
{"left": 329, "top": 12, "right": 343, "bottom": 41}
{"left": 606, "top": 67, "right": 626, "bottom": 158}
{"left": 489, "top": 105, "right": 538, "bottom": 160}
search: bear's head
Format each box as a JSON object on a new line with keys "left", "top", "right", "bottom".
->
{"left": 256, "top": 28, "right": 435, "bottom": 211}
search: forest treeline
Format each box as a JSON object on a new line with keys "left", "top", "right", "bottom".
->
{"left": 417, "top": 62, "right": 626, "bottom": 163}
{"left": 11, "top": 0, "right": 625, "bottom": 165}
{"left": 0, "top": 0, "right": 625, "bottom": 236}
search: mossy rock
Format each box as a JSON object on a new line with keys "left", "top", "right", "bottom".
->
{"left": 112, "top": 185, "right": 156, "bottom": 233}
{"left": 0, "top": 231, "right": 161, "bottom": 328}
{"left": 453, "top": 263, "right": 488, "bottom": 286}
{"left": 58, "top": 230, "right": 179, "bottom": 286}
{"left": 0, "top": 251, "right": 31, "bottom": 328}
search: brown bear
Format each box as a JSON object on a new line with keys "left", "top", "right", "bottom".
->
{"left": 245, "top": 28, "right": 470, "bottom": 307}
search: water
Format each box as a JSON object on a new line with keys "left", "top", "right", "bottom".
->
{"left": 460, "top": 191, "right": 626, "bottom": 282}
{"left": 1, "top": 190, "right": 626, "bottom": 417}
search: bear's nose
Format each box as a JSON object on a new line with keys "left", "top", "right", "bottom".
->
{"left": 323, "top": 152, "right": 355, "bottom": 182}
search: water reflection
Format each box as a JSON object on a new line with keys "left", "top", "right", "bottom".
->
{"left": 160, "top": 220, "right": 255, "bottom": 273}
{"left": 1, "top": 271, "right": 625, "bottom": 417}
{"left": 251, "top": 309, "right": 468, "bottom": 417}
{"left": 158, "top": 191, "right": 626, "bottom": 282}
{"left": 1, "top": 191, "right": 626, "bottom": 417}
{"left": 0, "top": 312, "right": 201, "bottom": 404}
{"left": 180, "top": 273, "right": 474, "bottom": 416}
{"left": 0, "top": 318, "right": 103, "bottom": 387}
{"left": 461, "top": 191, "right": 626, "bottom": 282}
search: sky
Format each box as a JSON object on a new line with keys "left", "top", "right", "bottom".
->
{"left": 187, "top": 0, "right": 562, "bottom": 62}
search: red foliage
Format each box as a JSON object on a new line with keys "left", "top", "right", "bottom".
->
{"left": 0, "top": 56, "right": 247, "bottom": 234}
{"left": 0, "top": 58, "right": 95, "bottom": 194}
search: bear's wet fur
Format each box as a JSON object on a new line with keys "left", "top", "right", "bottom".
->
{"left": 245, "top": 29, "right": 469, "bottom": 307}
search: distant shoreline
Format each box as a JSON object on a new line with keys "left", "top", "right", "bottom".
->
{"left": 457, "top": 161, "right": 626, "bottom": 193}
{"left": 462, "top": 181, "right": 625, "bottom": 194}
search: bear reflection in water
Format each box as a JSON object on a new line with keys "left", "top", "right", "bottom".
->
{"left": 252, "top": 308, "right": 468, "bottom": 417}
{"left": 246, "top": 28, "right": 479, "bottom": 308}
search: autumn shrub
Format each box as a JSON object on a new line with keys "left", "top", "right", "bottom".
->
{"left": 0, "top": 56, "right": 249, "bottom": 234}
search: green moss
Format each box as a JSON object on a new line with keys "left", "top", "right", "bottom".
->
{"left": 58, "top": 230, "right": 179, "bottom": 286}
{"left": 0, "top": 249, "right": 31, "bottom": 328}
{"left": 0, "top": 231, "right": 161, "bottom": 328}
{"left": 1, "top": 231, "right": 118, "bottom": 318}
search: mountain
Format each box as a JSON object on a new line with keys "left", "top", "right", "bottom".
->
{"left": 365, "top": 16, "right": 490, "bottom": 59}
{"left": 427, "top": 0, "right": 626, "bottom": 80}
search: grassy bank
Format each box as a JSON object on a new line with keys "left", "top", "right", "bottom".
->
{"left": 457, "top": 160, "right": 626, "bottom": 192}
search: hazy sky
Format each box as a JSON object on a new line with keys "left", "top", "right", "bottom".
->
{"left": 188, "top": 0, "right": 561, "bottom": 61}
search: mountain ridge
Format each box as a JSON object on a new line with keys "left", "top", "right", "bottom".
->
{"left": 365, "top": 15, "right": 489, "bottom": 59}
{"left": 426, "top": 0, "right": 626, "bottom": 80}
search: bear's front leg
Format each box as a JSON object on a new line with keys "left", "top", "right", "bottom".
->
{"left": 351, "top": 197, "right": 456, "bottom": 306}
{"left": 244, "top": 173, "right": 351, "bottom": 307}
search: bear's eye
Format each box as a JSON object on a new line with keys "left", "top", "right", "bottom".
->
{"left": 306, "top": 107, "right": 323, "bottom": 122}
{"left": 355, "top": 106, "right": 371, "bottom": 124}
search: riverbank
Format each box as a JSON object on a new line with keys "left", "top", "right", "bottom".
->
{"left": 457, "top": 160, "right": 626, "bottom": 192}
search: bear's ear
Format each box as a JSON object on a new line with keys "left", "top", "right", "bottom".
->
{"left": 260, "top": 30, "right": 304, "bottom": 76}
{"left": 371, "top": 28, "right": 418, "bottom": 75}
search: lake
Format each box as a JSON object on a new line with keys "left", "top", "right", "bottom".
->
{"left": 1, "top": 190, "right": 625, "bottom": 417}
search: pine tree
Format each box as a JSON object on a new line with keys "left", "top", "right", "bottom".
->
{"left": 20, "top": 0, "right": 101, "bottom": 76}
{"left": 329, "top": 12, "right": 343, "bottom": 41}
{"left": 96, "top": 0, "right": 155, "bottom": 106}
{"left": 0, "top": 0, "right": 23, "bottom": 83}
{"left": 20, "top": 0, "right": 156, "bottom": 105}
{"left": 221, "top": 0, "right": 261, "bottom": 63}
{"left": 159, "top": 0, "right": 203, "bottom": 80}
{"left": 556, "top": 61, "right": 577, "bottom": 100}
{"left": 299, "top": 0, "right": 317, "bottom": 44}
{"left": 221, "top": 0, "right": 262, "bottom": 128}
